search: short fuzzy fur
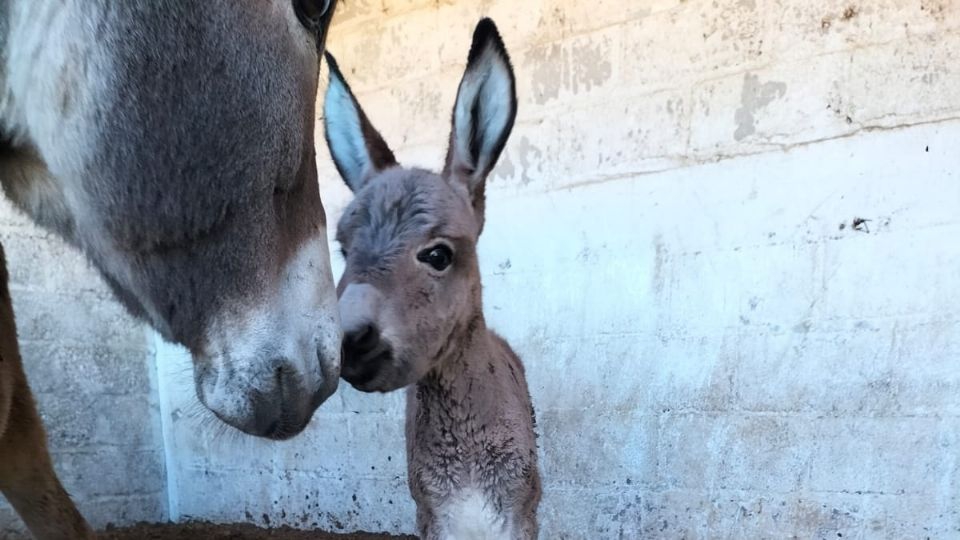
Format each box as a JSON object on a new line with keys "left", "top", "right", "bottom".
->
{"left": 325, "top": 19, "right": 540, "bottom": 539}
{"left": 0, "top": 0, "right": 344, "bottom": 437}
{"left": 0, "top": 0, "right": 340, "bottom": 535}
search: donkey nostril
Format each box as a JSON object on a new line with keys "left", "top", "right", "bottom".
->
{"left": 357, "top": 324, "right": 377, "bottom": 348}
{"left": 272, "top": 362, "right": 301, "bottom": 400}
{"left": 275, "top": 364, "right": 284, "bottom": 380}
{"left": 346, "top": 323, "right": 379, "bottom": 355}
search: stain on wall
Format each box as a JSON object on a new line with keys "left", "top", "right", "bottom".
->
{"left": 734, "top": 73, "right": 787, "bottom": 141}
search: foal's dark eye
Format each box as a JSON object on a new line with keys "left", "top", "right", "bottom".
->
{"left": 417, "top": 245, "right": 454, "bottom": 272}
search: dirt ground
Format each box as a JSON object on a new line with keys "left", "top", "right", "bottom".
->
{"left": 97, "top": 522, "right": 416, "bottom": 540}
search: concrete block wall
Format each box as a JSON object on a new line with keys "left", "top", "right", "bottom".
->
{"left": 0, "top": 197, "right": 168, "bottom": 537}
{"left": 0, "top": 0, "right": 951, "bottom": 538}
{"left": 157, "top": 0, "right": 960, "bottom": 538}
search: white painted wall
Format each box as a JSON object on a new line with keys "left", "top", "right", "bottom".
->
{"left": 156, "top": 1, "right": 960, "bottom": 538}
{"left": 158, "top": 122, "right": 960, "bottom": 538}
{"left": 3, "top": 0, "right": 959, "bottom": 538}
{"left": 0, "top": 197, "right": 168, "bottom": 537}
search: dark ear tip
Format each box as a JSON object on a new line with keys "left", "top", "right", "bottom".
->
{"left": 325, "top": 50, "right": 341, "bottom": 76}
{"left": 474, "top": 17, "right": 499, "bottom": 37}
{"left": 323, "top": 51, "right": 346, "bottom": 84}
{"left": 467, "top": 18, "right": 509, "bottom": 66}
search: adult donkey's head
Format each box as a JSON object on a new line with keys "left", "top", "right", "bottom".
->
{"left": 0, "top": 0, "right": 343, "bottom": 439}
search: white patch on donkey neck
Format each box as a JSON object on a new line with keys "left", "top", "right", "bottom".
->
{"left": 441, "top": 488, "right": 514, "bottom": 540}
{"left": 3, "top": 1, "right": 106, "bottom": 167}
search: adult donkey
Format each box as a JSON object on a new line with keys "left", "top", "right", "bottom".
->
{"left": 0, "top": 0, "right": 344, "bottom": 537}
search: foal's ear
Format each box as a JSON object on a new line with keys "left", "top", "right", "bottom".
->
{"left": 443, "top": 19, "right": 517, "bottom": 222}
{"left": 323, "top": 52, "right": 398, "bottom": 192}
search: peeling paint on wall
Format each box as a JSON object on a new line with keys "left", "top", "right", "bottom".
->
{"left": 734, "top": 73, "right": 787, "bottom": 141}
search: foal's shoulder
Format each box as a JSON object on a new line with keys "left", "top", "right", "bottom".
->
{"left": 486, "top": 331, "right": 529, "bottom": 386}
{"left": 482, "top": 330, "right": 536, "bottom": 433}
{"left": 487, "top": 331, "right": 524, "bottom": 367}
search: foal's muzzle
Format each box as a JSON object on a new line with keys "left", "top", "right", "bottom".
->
{"left": 342, "top": 325, "right": 393, "bottom": 389}
{"left": 338, "top": 282, "right": 392, "bottom": 391}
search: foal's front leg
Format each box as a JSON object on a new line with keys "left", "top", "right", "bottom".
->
{"left": 415, "top": 502, "right": 437, "bottom": 540}
{"left": 0, "top": 366, "right": 94, "bottom": 540}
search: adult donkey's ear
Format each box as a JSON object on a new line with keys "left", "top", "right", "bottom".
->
{"left": 323, "top": 52, "right": 398, "bottom": 192}
{"left": 443, "top": 18, "right": 517, "bottom": 226}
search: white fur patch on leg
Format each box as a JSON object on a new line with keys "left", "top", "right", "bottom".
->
{"left": 439, "top": 488, "right": 514, "bottom": 540}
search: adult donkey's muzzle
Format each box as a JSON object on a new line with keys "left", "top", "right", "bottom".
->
{"left": 197, "top": 352, "right": 340, "bottom": 440}
{"left": 194, "top": 236, "right": 343, "bottom": 439}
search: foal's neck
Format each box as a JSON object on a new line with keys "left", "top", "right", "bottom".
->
{"left": 417, "top": 311, "right": 496, "bottom": 396}
{"left": 441, "top": 311, "right": 490, "bottom": 370}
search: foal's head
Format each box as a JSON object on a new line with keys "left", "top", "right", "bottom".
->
{"left": 325, "top": 19, "right": 516, "bottom": 392}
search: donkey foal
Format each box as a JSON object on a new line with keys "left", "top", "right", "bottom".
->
{"left": 324, "top": 18, "right": 541, "bottom": 540}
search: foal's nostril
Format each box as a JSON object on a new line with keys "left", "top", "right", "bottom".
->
{"left": 345, "top": 323, "right": 380, "bottom": 356}
{"left": 357, "top": 324, "right": 378, "bottom": 349}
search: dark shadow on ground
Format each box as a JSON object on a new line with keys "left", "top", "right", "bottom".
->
{"left": 98, "top": 522, "right": 416, "bottom": 540}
